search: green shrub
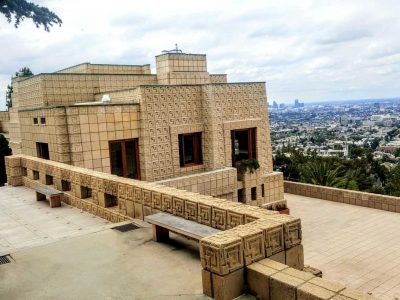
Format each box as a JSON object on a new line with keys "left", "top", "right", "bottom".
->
{"left": 236, "top": 158, "right": 260, "bottom": 174}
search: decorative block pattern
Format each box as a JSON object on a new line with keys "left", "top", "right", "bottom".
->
{"left": 252, "top": 218, "right": 285, "bottom": 256}
{"left": 230, "top": 224, "right": 265, "bottom": 265}
{"left": 200, "top": 231, "right": 244, "bottom": 275}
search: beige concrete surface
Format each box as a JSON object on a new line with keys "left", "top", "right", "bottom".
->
{"left": 286, "top": 193, "right": 400, "bottom": 300}
{"left": 0, "top": 186, "right": 112, "bottom": 255}
{"left": 0, "top": 227, "right": 210, "bottom": 299}
{"left": 0, "top": 185, "right": 256, "bottom": 299}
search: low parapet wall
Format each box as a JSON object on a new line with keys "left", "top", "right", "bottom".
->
{"left": 285, "top": 181, "right": 400, "bottom": 213}
{"left": 4, "top": 155, "right": 375, "bottom": 300}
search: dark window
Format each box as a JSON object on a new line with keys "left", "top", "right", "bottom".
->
{"left": 45, "top": 175, "right": 53, "bottom": 185}
{"left": 21, "top": 167, "right": 27, "bottom": 176}
{"left": 80, "top": 186, "right": 92, "bottom": 199}
{"left": 109, "top": 139, "right": 140, "bottom": 179}
{"left": 179, "top": 132, "right": 202, "bottom": 167}
{"left": 251, "top": 187, "right": 257, "bottom": 201}
{"left": 238, "top": 189, "right": 245, "bottom": 203}
{"left": 36, "top": 142, "right": 50, "bottom": 160}
{"left": 231, "top": 128, "right": 256, "bottom": 165}
{"left": 33, "top": 170, "right": 39, "bottom": 180}
{"left": 40, "top": 117, "right": 46, "bottom": 125}
{"left": 61, "top": 180, "right": 71, "bottom": 191}
{"left": 33, "top": 118, "right": 38, "bottom": 125}
{"left": 261, "top": 184, "right": 265, "bottom": 198}
{"left": 104, "top": 193, "right": 118, "bottom": 207}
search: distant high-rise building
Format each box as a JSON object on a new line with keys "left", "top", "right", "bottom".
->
{"left": 294, "top": 99, "right": 304, "bottom": 108}
{"left": 273, "top": 101, "right": 279, "bottom": 109}
{"left": 279, "top": 103, "right": 286, "bottom": 109}
{"left": 339, "top": 116, "right": 349, "bottom": 126}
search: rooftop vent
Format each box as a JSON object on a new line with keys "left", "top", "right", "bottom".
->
{"left": 101, "top": 94, "right": 111, "bottom": 103}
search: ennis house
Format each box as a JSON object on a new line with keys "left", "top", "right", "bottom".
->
{"left": 6, "top": 50, "right": 284, "bottom": 206}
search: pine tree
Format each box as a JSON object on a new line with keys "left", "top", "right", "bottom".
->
{"left": 0, "top": 0, "right": 62, "bottom": 31}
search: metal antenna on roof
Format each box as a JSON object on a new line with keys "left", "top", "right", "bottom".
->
{"left": 162, "top": 44, "right": 183, "bottom": 54}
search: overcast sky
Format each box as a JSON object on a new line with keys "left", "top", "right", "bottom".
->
{"left": 1, "top": 0, "right": 400, "bottom": 110}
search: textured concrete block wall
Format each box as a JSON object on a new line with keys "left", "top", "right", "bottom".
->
{"left": 155, "top": 167, "right": 238, "bottom": 200}
{"left": 246, "top": 258, "right": 379, "bottom": 300}
{"left": 0, "top": 111, "right": 10, "bottom": 133}
{"left": 284, "top": 181, "right": 400, "bottom": 213}
{"left": 13, "top": 73, "right": 157, "bottom": 109}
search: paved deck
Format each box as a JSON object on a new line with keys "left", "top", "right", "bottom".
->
{"left": 0, "top": 186, "right": 113, "bottom": 255}
{"left": 0, "top": 186, "right": 256, "bottom": 299}
{"left": 287, "top": 193, "right": 400, "bottom": 300}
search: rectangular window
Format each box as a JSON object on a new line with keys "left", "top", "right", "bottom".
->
{"left": 21, "top": 167, "right": 27, "bottom": 176}
{"left": 45, "top": 175, "right": 53, "bottom": 185}
{"left": 231, "top": 128, "right": 256, "bottom": 165}
{"left": 251, "top": 187, "right": 257, "bottom": 201}
{"left": 36, "top": 142, "right": 50, "bottom": 160}
{"left": 80, "top": 186, "right": 92, "bottom": 199}
{"left": 261, "top": 184, "right": 265, "bottom": 198}
{"left": 238, "top": 188, "right": 245, "bottom": 203}
{"left": 33, "top": 170, "right": 39, "bottom": 180}
{"left": 179, "top": 132, "right": 202, "bottom": 167}
{"left": 33, "top": 118, "right": 38, "bottom": 125}
{"left": 40, "top": 117, "right": 46, "bottom": 125}
{"left": 109, "top": 139, "right": 140, "bottom": 179}
{"left": 61, "top": 180, "right": 71, "bottom": 191}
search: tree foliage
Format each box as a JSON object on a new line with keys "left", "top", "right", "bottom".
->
{"left": 0, "top": 0, "right": 62, "bottom": 31}
{"left": 5, "top": 67, "right": 34, "bottom": 110}
{"left": 5, "top": 84, "right": 13, "bottom": 109}
{"left": 15, "top": 66, "right": 33, "bottom": 77}
{"left": 273, "top": 146, "right": 397, "bottom": 196}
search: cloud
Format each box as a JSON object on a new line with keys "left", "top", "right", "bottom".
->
{"left": 0, "top": 0, "right": 399, "bottom": 111}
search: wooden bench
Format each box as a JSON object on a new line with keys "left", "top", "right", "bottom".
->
{"left": 145, "top": 212, "right": 220, "bottom": 242}
{"left": 35, "top": 185, "right": 63, "bottom": 208}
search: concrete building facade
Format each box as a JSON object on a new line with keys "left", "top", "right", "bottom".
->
{"left": 5, "top": 50, "right": 284, "bottom": 206}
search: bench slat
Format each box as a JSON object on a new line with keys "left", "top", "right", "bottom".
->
{"left": 145, "top": 212, "right": 220, "bottom": 240}
{"left": 36, "top": 186, "right": 63, "bottom": 196}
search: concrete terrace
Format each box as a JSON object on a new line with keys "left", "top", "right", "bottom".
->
{"left": 0, "top": 186, "right": 113, "bottom": 255}
{"left": 287, "top": 193, "right": 400, "bottom": 300}
{"left": 0, "top": 186, "right": 210, "bottom": 299}
{"left": 1, "top": 186, "right": 400, "bottom": 299}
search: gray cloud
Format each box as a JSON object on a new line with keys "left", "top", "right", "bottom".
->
{"left": 0, "top": 0, "right": 399, "bottom": 111}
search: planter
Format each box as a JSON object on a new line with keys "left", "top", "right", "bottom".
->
{"left": 279, "top": 208, "right": 290, "bottom": 215}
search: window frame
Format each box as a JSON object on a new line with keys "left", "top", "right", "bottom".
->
{"left": 231, "top": 127, "right": 257, "bottom": 166}
{"left": 178, "top": 132, "right": 203, "bottom": 167}
{"left": 109, "top": 138, "right": 140, "bottom": 179}
{"left": 36, "top": 142, "right": 50, "bottom": 160}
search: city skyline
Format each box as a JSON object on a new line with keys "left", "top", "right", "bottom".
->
{"left": 1, "top": 0, "right": 400, "bottom": 110}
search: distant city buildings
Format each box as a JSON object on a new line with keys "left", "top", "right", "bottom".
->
{"left": 269, "top": 99, "right": 304, "bottom": 109}
{"left": 294, "top": 99, "right": 304, "bottom": 108}
{"left": 269, "top": 100, "right": 400, "bottom": 161}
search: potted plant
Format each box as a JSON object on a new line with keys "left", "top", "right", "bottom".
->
{"left": 236, "top": 158, "right": 260, "bottom": 181}
{"left": 273, "top": 202, "right": 290, "bottom": 215}
{"left": 264, "top": 201, "right": 290, "bottom": 215}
